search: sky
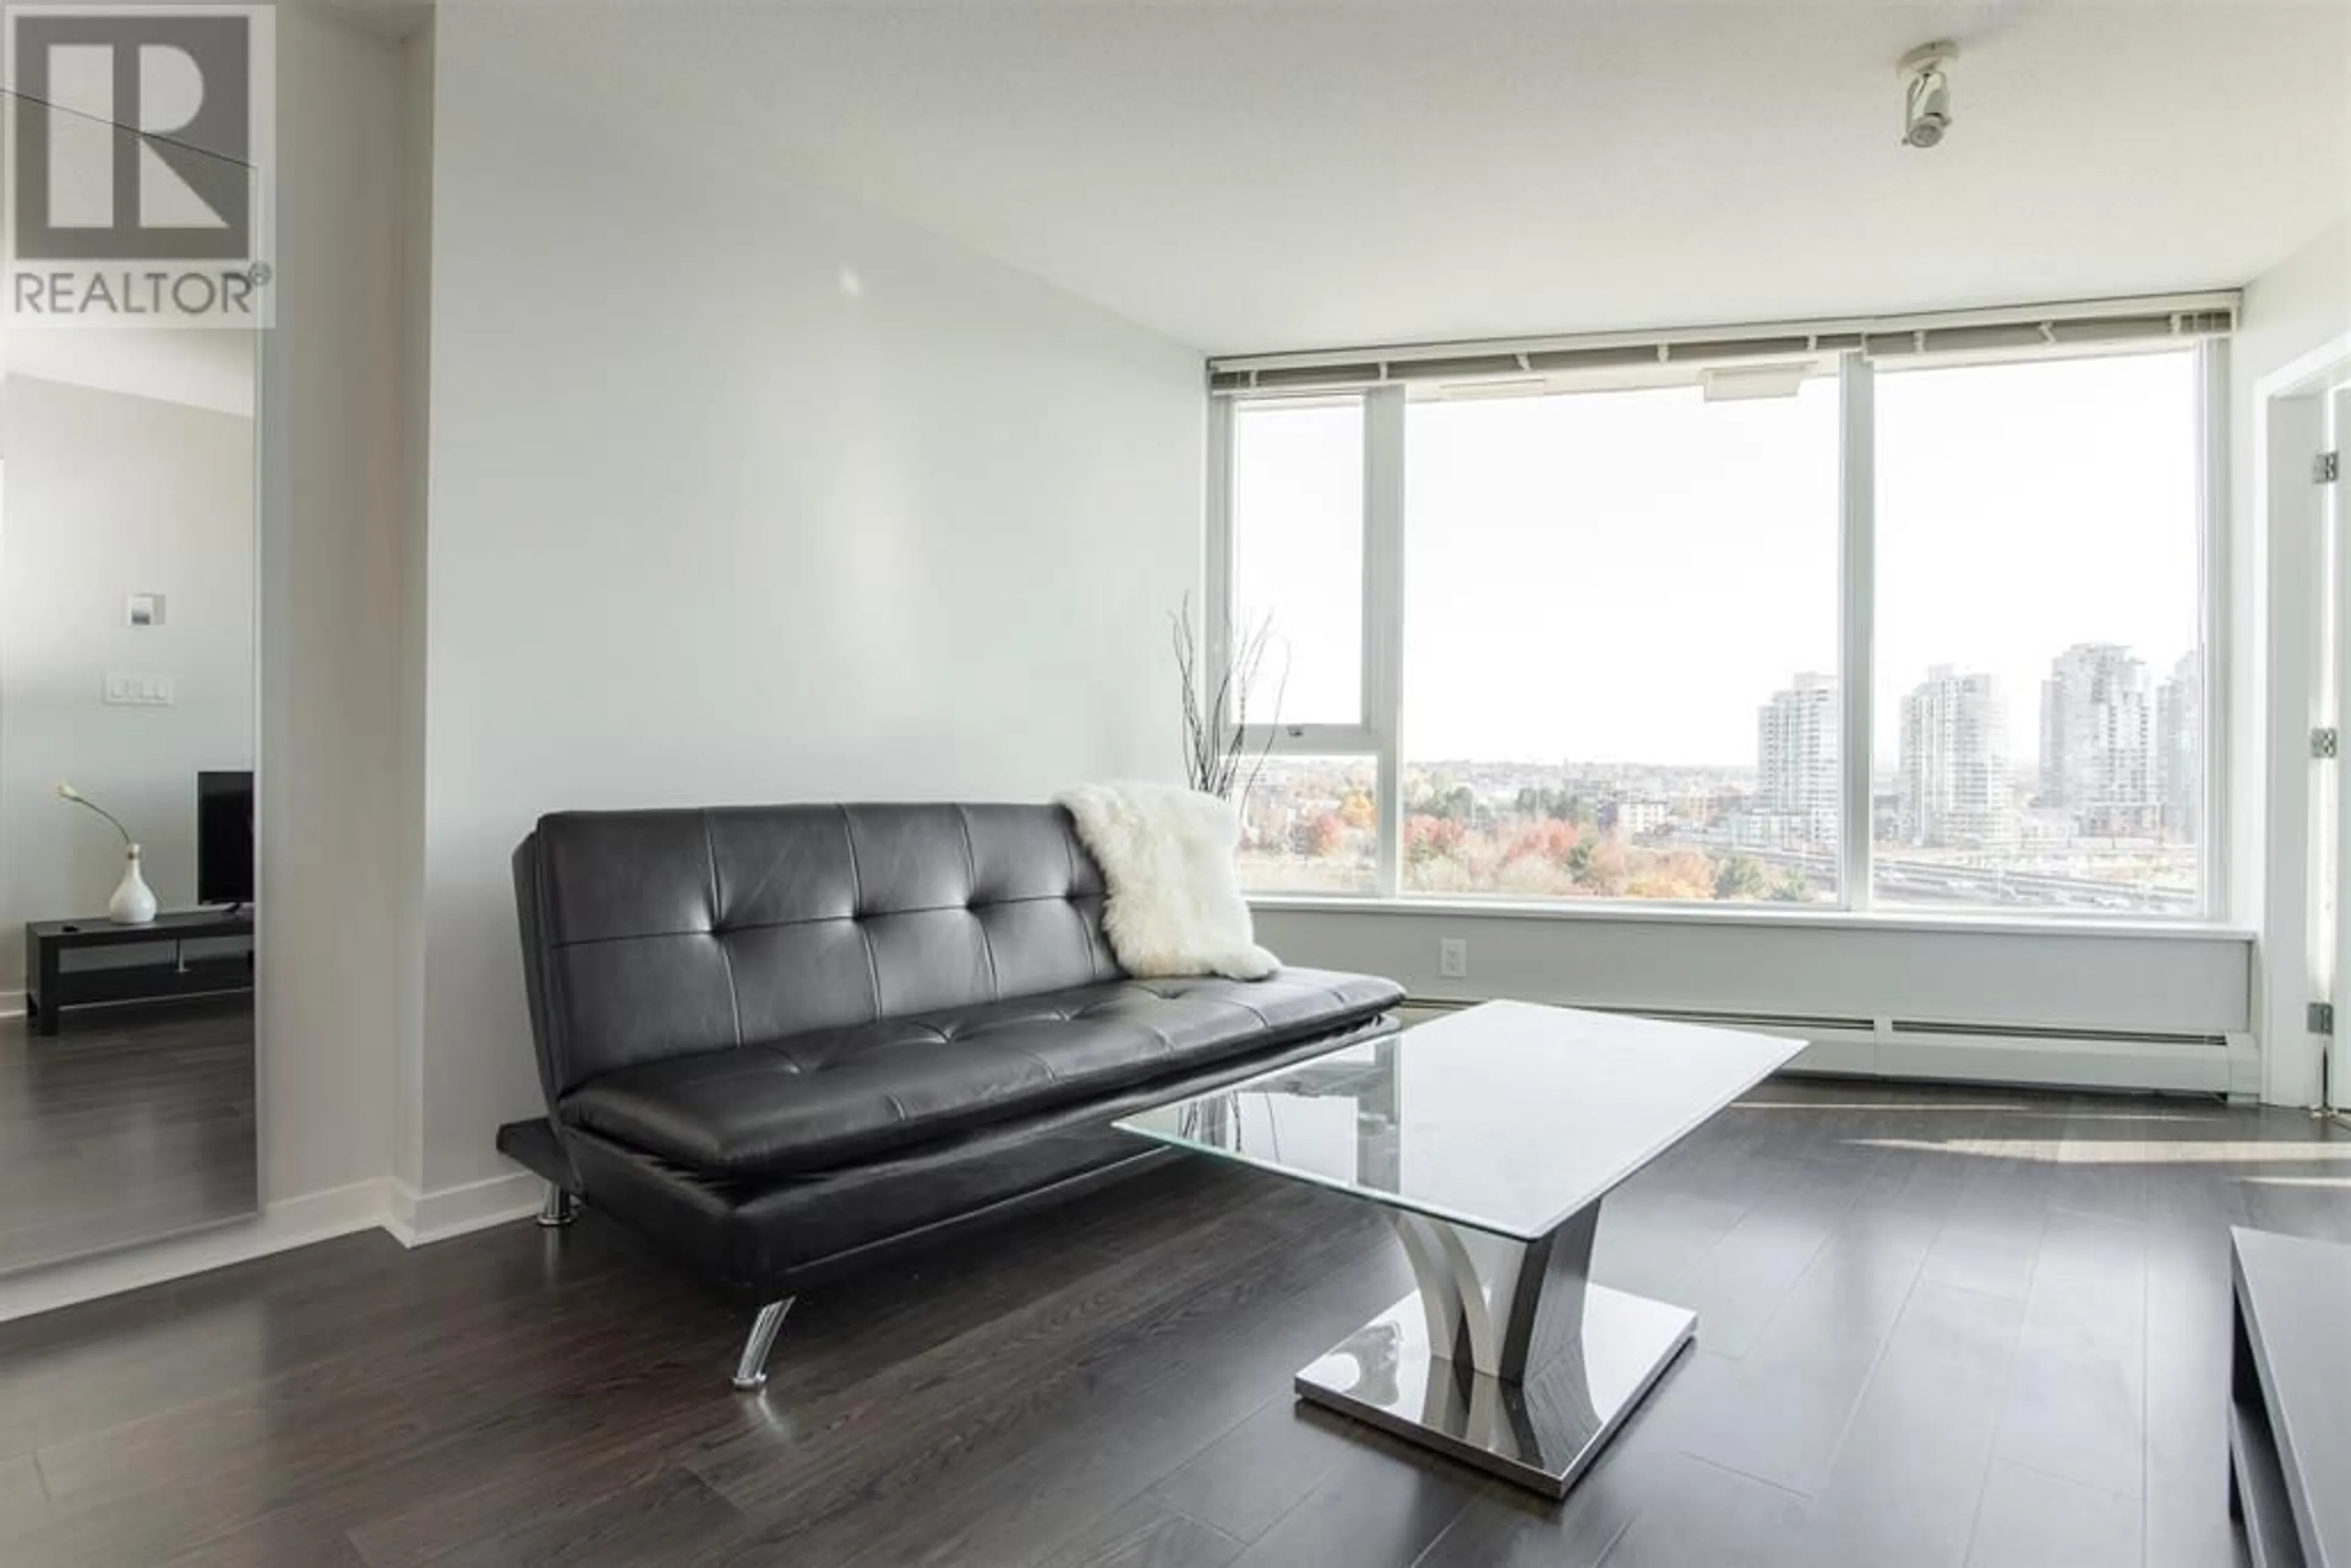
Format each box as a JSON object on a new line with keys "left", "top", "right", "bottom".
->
{"left": 1229, "top": 349, "right": 2202, "bottom": 770}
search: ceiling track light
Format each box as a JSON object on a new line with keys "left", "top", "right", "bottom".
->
{"left": 1899, "top": 40, "right": 1957, "bottom": 149}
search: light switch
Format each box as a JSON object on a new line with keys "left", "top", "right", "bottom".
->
{"left": 102, "top": 672, "right": 175, "bottom": 706}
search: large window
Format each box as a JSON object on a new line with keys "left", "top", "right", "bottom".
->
{"left": 1401, "top": 380, "right": 1839, "bottom": 902}
{"left": 1220, "top": 340, "right": 2218, "bottom": 920}
{"left": 1875, "top": 352, "right": 2203, "bottom": 915}
{"left": 1234, "top": 754, "right": 1380, "bottom": 894}
{"left": 1229, "top": 399, "right": 1363, "bottom": 726}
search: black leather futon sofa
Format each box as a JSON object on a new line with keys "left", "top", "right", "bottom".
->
{"left": 496, "top": 801, "right": 1404, "bottom": 1389}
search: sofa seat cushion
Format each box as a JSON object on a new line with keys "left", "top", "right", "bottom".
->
{"left": 556, "top": 966, "right": 1403, "bottom": 1178}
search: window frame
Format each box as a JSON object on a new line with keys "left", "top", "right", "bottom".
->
{"left": 1208, "top": 339, "right": 2229, "bottom": 924}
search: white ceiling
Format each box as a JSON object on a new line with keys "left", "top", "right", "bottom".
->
{"left": 497, "top": 1, "right": 2351, "bottom": 354}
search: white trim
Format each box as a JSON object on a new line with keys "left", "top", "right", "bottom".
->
{"left": 1364, "top": 384, "right": 1407, "bottom": 897}
{"left": 2200, "top": 340, "right": 2232, "bottom": 921}
{"left": 380, "top": 1170, "right": 543, "bottom": 1248}
{"left": 1398, "top": 999, "right": 2238, "bottom": 1095}
{"left": 2227, "top": 1031, "right": 2266, "bottom": 1102}
{"left": 1782, "top": 1027, "right": 2233, "bottom": 1096}
{"left": 2258, "top": 367, "right": 2335, "bottom": 1108}
{"left": 1250, "top": 892, "right": 2254, "bottom": 943}
{"left": 0, "top": 990, "right": 22, "bottom": 1020}
{"left": 1203, "top": 394, "right": 1234, "bottom": 691}
{"left": 2266, "top": 331, "right": 2351, "bottom": 401}
{"left": 0, "top": 1180, "right": 388, "bottom": 1324}
{"left": 1837, "top": 353, "right": 1875, "bottom": 909}
{"left": 1237, "top": 724, "right": 1380, "bottom": 754}
{"left": 0, "top": 1167, "right": 552, "bottom": 1322}
{"left": 1210, "top": 290, "right": 2241, "bottom": 378}
{"left": 2331, "top": 383, "right": 2351, "bottom": 1114}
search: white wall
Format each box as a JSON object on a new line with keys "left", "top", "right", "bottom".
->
{"left": 0, "top": 374, "right": 255, "bottom": 982}
{"left": 252, "top": 0, "right": 411, "bottom": 1208}
{"left": 4, "top": 330, "right": 253, "bottom": 418}
{"left": 2237, "top": 220, "right": 2351, "bottom": 412}
{"left": 411, "top": 7, "right": 1205, "bottom": 1196}
{"left": 1257, "top": 903, "right": 2250, "bottom": 1040}
{"left": 1258, "top": 898, "right": 2256, "bottom": 1097}
{"left": 391, "top": 16, "right": 436, "bottom": 1199}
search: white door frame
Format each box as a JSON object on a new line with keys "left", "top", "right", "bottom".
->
{"left": 2258, "top": 331, "right": 2351, "bottom": 1111}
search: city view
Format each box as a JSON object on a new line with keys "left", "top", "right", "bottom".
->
{"left": 1236, "top": 639, "right": 2201, "bottom": 914}
{"left": 1227, "top": 348, "right": 2205, "bottom": 918}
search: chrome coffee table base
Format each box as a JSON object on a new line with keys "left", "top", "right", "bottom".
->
{"left": 1294, "top": 1203, "right": 1695, "bottom": 1499}
{"left": 1116, "top": 1005, "right": 1800, "bottom": 1501}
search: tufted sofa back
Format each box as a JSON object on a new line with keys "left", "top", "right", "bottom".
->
{"left": 513, "top": 803, "right": 1124, "bottom": 1101}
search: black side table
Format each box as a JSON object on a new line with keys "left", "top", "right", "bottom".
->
{"left": 23, "top": 909, "right": 255, "bottom": 1035}
{"left": 2229, "top": 1226, "right": 2351, "bottom": 1567}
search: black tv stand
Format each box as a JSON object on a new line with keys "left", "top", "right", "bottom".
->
{"left": 23, "top": 907, "right": 255, "bottom": 1037}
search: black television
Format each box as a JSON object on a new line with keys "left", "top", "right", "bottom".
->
{"left": 197, "top": 770, "right": 255, "bottom": 907}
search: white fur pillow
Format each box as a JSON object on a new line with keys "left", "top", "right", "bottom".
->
{"left": 1056, "top": 783, "right": 1280, "bottom": 981}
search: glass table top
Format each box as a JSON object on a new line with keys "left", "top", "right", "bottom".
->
{"left": 1116, "top": 1000, "right": 1804, "bottom": 1240}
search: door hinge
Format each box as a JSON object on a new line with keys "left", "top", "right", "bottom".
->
{"left": 2319, "top": 451, "right": 2341, "bottom": 484}
{"left": 2310, "top": 1001, "right": 2335, "bottom": 1036}
{"left": 2314, "top": 727, "right": 2339, "bottom": 759}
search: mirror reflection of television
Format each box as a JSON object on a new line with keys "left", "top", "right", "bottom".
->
{"left": 197, "top": 770, "right": 254, "bottom": 906}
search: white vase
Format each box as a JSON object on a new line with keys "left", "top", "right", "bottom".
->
{"left": 108, "top": 843, "right": 158, "bottom": 925}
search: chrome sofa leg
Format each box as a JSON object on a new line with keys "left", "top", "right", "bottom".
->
{"left": 536, "top": 1183, "right": 579, "bottom": 1228}
{"left": 732, "top": 1299, "right": 793, "bottom": 1392}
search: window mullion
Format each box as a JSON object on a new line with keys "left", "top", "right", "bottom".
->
{"left": 1364, "top": 386, "right": 1407, "bottom": 898}
{"left": 1204, "top": 394, "right": 1235, "bottom": 725}
{"left": 1839, "top": 353, "right": 1876, "bottom": 910}
{"left": 2197, "top": 338, "right": 2229, "bottom": 921}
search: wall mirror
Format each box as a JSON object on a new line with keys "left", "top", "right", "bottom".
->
{"left": 0, "top": 322, "right": 260, "bottom": 1274}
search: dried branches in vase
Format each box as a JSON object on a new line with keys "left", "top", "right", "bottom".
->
{"left": 1171, "top": 592, "right": 1288, "bottom": 809}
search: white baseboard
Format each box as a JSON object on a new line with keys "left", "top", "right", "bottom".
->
{"left": 2225, "top": 1030, "right": 2265, "bottom": 1103}
{"left": 380, "top": 1169, "right": 544, "bottom": 1248}
{"left": 0, "top": 989, "right": 23, "bottom": 1019}
{"left": 1, "top": 1163, "right": 552, "bottom": 1322}
{"left": 1784, "top": 1028, "right": 2232, "bottom": 1095}
{"left": 0, "top": 1179, "right": 389, "bottom": 1323}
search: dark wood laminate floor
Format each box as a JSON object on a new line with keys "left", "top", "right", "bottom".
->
{"left": 1, "top": 1077, "right": 2345, "bottom": 1567}
{"left": 0, "top": 999, "right": 257, "bottom": 1275}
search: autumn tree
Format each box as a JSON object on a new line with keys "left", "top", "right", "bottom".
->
{"left": 1307, "top": 811, "right": 1348, "bottom": 858}
{"left": 1576, "top": 838, "right": 1629, "bottom": 897}
{"left": 1405, "top": 814, "right": 1468, "bottom": 865}
{"left": 1714, "top": 855, "right": 1767, "bottom": 900}
{"left": 1503, "top": 817, "right": 1580, "bottom": 869}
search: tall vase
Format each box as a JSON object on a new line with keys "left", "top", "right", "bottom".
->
{"left": 109, "top": 843, "right": 158, "bottom": 925}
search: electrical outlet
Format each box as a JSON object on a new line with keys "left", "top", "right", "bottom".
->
{"left": 102, "top": 672, "right": 175, "bottom": 707}
{"left": 1438, "top": 937, "right": 1468, "bottom": 980}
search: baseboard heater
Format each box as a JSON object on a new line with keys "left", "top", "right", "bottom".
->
{"left": 1401, "top": 996, "right": 2238, "bottom": 1096}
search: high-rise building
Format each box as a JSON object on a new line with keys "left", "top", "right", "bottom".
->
{"left": 2157, "top": 650, "right": 2201, "bottom": 843}
{"left": 2039, "top": 643, "right": 2159, "bottom": 836}
{"left": 1757, "top": 672, "right": 1838, "bottom": 846}
{"left": 1898, "top": 667, "right": 2010, "bottom": 847}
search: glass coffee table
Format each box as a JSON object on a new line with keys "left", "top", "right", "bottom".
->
{"left": 1116, "top": 999, "right": 1802, "bottom": 1498}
